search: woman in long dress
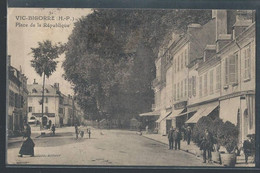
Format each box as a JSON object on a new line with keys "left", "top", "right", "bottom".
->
{"left": 18, "top": 123, "right": 35, "bottom": 157}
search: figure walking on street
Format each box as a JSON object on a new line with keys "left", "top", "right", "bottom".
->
{"left": 168, "top": 127, "right": 174, "bottom": 150}
{"left": 18, "top": 123, "right": 35, "bottom": 157}
{"left": 51, "top": 124, "right": 56, "bottom": 135}
{"left": 75, "top": 124, "right": 79, "bottom": 139}
{"left": 173, "top": 128, "right": 181, "bottom": 150}
{"left": 201, "top": 128, "right": 213, "bottom": 163}
{"left": 186, "top": 126, "right": 192, "bottom": 145}
{"left": 87, "top": 128, "right": 91, "bottom": 139}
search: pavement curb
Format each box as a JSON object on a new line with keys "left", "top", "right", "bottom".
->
{"left": 141, "top": 134, "right": 220, "bottom": 166}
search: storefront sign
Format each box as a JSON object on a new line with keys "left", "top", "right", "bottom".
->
{"left": 174, "top": 101, "right": 187, "bottom": 109}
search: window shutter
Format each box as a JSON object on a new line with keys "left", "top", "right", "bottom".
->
{"left": 229, "top": 55, "right": 236, "bottom": 83}
{"left": 225, "top": 59, "right": 229, "bottom": 85}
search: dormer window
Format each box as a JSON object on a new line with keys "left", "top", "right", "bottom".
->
{"left": 32, "top": 88, "right": 37, "bottom": 93}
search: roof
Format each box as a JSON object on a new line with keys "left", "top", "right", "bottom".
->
{"left": 27, "top": 84, "right": 59, "bottom": 96}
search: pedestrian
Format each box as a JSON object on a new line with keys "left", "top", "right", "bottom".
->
{"left": 88, "top": 128, "right": 91, "bottom": 139}
{"left": 51, "top": 124, "right": 55, "bottom": 135}
{"left": 173, "top": 128, "right": 181, "bottom": 150}
{"left": 168, "top": 127, "right": 174, "bottom": 150}
{"left": 181, "top": 125, "right": 186, "bottom": 141}
{"left": 145, "top": 125, "right": 149, "bottom": 134}
{"left": 75, "top": 124, "right": 79, "bottom": 139}
{"left": 243, "top": 135, "right": 253, "bottom": 164}
{"left": 186, "top": 126, "right": 192, "bottom": 145}
{"left": 18, "top": 123, "right": 35, "bottom": 157}
{"left": 79, "top": 125, "right": 84, "bottom": 138}
{"left": 201, "top": 128, "right": 213, "bottom": 163}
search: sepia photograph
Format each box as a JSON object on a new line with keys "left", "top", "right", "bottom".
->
{"left": 6, "top": 7, "right": 256, "bottom": 167}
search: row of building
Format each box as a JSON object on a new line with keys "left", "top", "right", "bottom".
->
{"left": 7, "top": 56, "right": 84, "bottom": 135}
{"left": 140, "top": 10, "right": 255, "bottom": 145}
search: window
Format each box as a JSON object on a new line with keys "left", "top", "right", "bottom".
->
{"left": 45, "top": 106, "right": 48, "bottom": 113}
{"left": 45, "top": 97, "right": 48, "bottom": 103}
{"left": 15, "top": 93, "right": 18, "bottom": 108}
{"left": 188, "top": 78, "right": 192, "bottom": 97}
{"left": 229, "top": 54, "right": 238, "bottom": 84}
{"left": 32, "top": 88, "right": 37, "bottom": 93}
{"left": 181, "top": 53, "right": 184, "bottom": 69}
{"left": 28, "top": 107, "right": 32, "bottom": 112}
{"left": 59, "top": 108, "right": 63, "bottom": 114}
{"left": 185, "top": 49, "right": 188, "bottom": 66}
{"left": 174, "top": 84, "right": 176, "bottom": 101}
{"left": 181, "top": 81, "right": 183, "bottom": 98}
{"left": 177, "top": 83, "right": 180, "bottom": 100}
{"left": 192, "top": 76, "right": 196, "bottom": 97}
{"left": 185, "top": 79, "right": 187, "bottom": 97}
{"left": 216, "top": 66, "right": 220, "bottom": 90}
{"left": 174, "top": 59, "right": 176, "bottom": 73}
{"left": 9, "top": 90, "right": 15, "bottom": 107}
{"left": 177, "top": 56, "right": 180, "bottom": 71}
{"left": 244, "top": 44, "right": 251, "bottom": 80}
{"left": 199, "top": 76, "right": 202, "bottom": 98}
{"left": 210, "top": 70, "right": 214, "bottom": 94}
{"left": 225, "top": 59, "right": 229, "bottom": 85}
{"left": 204, "top": 73, "right": 208, "bottom": 96}
{"left": 21, "top": 96, "right": 24, "bottom": 108}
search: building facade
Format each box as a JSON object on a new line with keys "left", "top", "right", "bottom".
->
{"left": 27, "top": 81, "right": 64, "bottom": 127}
{"left": 8, "top": 55, "right": 28, "bottom": 136}
{"left": 152, "top": 10, "right": 255, "bottom": 142}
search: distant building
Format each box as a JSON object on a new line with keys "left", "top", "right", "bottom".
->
{"left": 8, "top": 55, "right": 28, "bottom": 136}
{"left": 27, "top": 81, "right": 64, "bottom": 127}
{"left": 63, "top": 94, "right": 74, "bottom": 126}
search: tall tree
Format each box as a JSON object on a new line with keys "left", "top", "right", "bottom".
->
{"left": 63, "top": 9, "right": 212, "bottom": 121}
{"left": 30, "top": 40, "right": 64, "bottom": 129}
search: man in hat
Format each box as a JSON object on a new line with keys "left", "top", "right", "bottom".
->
{"left": 186, "top": 126, "right": 192, "bottom": 145}
{"left": 168, "top": 127, "right": 174, "bottom": 150}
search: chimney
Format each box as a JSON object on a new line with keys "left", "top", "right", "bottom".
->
{"left": 33, "top": 79, "right": 38, "bottom": 84}
{"left": 54, "top": 83, "right": 60, "bottom": 91}
{"left": 215, "top": 10, "right": 228, "bottom": 42}
{"left": 187, "top": 23, "right": 201, "bottom": 35}
{"left": 232, "top": 10, "right": 253, "bottom": 39}
{"left": 203, "top": 45, "right": 216, "bottom": 61}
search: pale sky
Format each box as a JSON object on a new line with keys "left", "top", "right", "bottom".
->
{"left": 8, "top": 8, "right": 92, "bottom": 95}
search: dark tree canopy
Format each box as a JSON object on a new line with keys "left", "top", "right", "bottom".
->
{"left": 63, "top": 9, "right": 212, "bottom": 121}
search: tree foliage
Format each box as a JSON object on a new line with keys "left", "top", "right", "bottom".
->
{"left": 31, "top": 40, "right": 64, "bottom": 127}
{"left": 63, "top": 9, "right": 212, "bottom": 121}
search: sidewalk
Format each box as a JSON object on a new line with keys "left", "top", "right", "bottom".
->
{"left": 142, "top": 133, "right": 255, "bottom": 167}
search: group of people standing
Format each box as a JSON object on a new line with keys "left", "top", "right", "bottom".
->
{"left": 167, "top": 126, "right": 192, "bottom": 150}
{"left": 167, "top": 127, "right": 182, "bottom": 150}
{"left": 75, "top": 124, "right": 91, "bottom": 139}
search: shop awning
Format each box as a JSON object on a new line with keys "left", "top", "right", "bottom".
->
{"left": 156, "top": 111, "right": 171, "bottom": 123}
{"left": 186, "top": 102, "right": 218, "bottom": 124}
{"left": 166, "top": 108, "right": 185, "bottom": 119}
{"left": 177, "top": 110, "right": 197, "bottom": 117}
{"left": 139, "top": 110, "right": 160, "bottom": 117}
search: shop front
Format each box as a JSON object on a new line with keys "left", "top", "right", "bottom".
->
{"left": 219, "top": 92, "right": 255, "bottom": 144}
{"left": 186, "top": 101, "right": 219, "bottom": 125}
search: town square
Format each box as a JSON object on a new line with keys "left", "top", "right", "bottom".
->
{"left": 7, "top": 8, "right": 256, "bottom": 167}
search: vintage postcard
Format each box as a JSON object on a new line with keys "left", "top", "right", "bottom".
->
{"left": 7, "top": 7, "right": 256, "bottom": 167}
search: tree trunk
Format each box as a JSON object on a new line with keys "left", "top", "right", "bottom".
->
{"left": 41, "top": 73, "right": 46, "bottom": 130}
